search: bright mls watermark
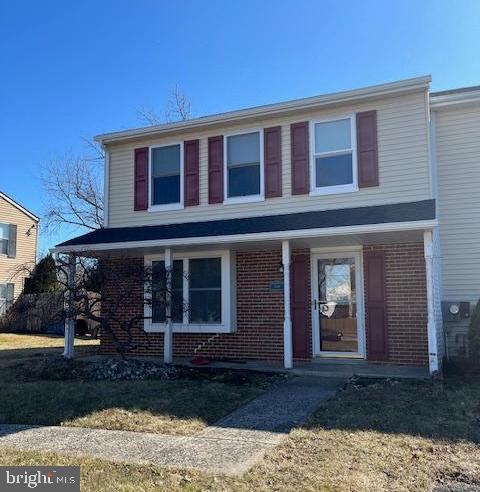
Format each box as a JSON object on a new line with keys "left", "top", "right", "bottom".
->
{"left": 0, "top": 467, "right": 80, "bottom": 491}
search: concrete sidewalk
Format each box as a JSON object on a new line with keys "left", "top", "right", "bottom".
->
{"left": 0, "top": 376, "right": 342, "bottom": 475}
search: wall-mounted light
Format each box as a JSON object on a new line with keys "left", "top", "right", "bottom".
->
{"left": 278, "top": 262, "right": 284, "bottom": 274}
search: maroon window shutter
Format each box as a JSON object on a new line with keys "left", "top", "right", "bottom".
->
{"left": 264, "top": 126, "right": 282, "bottom": 198}
{"left": 291, "top": 253, "right": 310, "bottom": 359}
{"left": 208, "top": 136, "right": 224, "bottom": 204}
{"left": 357, "top": 110, "right": 379, "bottom": 188}
{"left": 365, "top": 252, "right": 388, "bottom": 361}
{"left": 290, "top": 122, "right": 309, "bottom": 195}
{"left": 184, "top": 139, "right": 199, "bottom": 206}
{"left": 134, "top": 147, "right": 148, "bottom": 211}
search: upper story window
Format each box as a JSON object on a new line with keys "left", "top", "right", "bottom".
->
{"left": 311, "top": 116, "right": 357, "bottom": 195}
{"left": 0, "top": 224, "right": 9, "bottom": 255}
{"left": 150, "top": 143, "right": 183, "bottom": 210}
{"left": 225, "top": 130, "right": 263, "bottom": 202}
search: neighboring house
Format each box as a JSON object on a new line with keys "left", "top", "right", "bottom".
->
{"left": 54, "top": 76, "right": 480, "bottom": 374}
{"left": 0, "top": 192, "right": 39, "bottom": 314}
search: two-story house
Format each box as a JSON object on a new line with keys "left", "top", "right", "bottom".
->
{"left": 0, "top": 192, "right": 39, "bottom": 314}
{"left": 54, "top": 76, "right": 480, "bottom": 375}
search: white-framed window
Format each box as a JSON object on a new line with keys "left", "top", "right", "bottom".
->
{"left": 224, "top": 129, "right": 264, "bottom": 203}
{"left": 0, "top": 224, "right": 9, "bottom": 255}
{"left": 310, "top": 115, "right": 357, "bottom": 195}
{"left": 149, "top": 142, "right": 184, "bottom": 211}
{"left": 144, "top": 250, "right": 233, "bottom": 333}
{"left": 0, "top": 284, "right": 6, "bottom": 315}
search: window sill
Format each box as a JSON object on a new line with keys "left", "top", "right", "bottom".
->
{"left": 148, "top": 203, "right": 184, "bottom": 213}
{"left": 223, "top": 195, "right": 265, "bottom": 205}
{"left": 309, "top": 185, "right": 358, "bottom": 197}
{"left": 144, "top": 321, "right": 233, "bottom": 334}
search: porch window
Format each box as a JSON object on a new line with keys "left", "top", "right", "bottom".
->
{"left": 0, "top": 224, "right": 9, "bottom": 255}
{"left": 150, "top": 144, "right": 182, "bottom": 207}
{"left": 0, "top": 284, "right": 6, "bottom": 315}
{"left": 225, "top": 131, "right": 263, "bottom": 201}
{"left": 311, "top": 116, "right": 357, "bottom": 194}
{"left": 151, "top": 259, "right": 184, "bottom": 323}
{"left": 189, "top": 258, "right": 221, "bottom": 323}
{"left": 146, "top": 251, "right": 232, "bottom": 333}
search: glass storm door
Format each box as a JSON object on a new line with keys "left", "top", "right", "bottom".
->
{"left": 315, "top": 255, "right": 360, "bottom": 354}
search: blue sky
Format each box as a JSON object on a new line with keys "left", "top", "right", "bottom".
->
{"left": 1, "top": 0, "right": 479, "bottom": 253}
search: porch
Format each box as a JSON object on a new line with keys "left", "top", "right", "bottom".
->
{"left": 175, "top": 356, "right": 430, "bottom": 379}
{"left": 54, "top": 220, "right": 441, "bottom": 375}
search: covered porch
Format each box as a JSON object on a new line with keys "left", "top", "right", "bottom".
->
{"left": 54, "top": 214, "right": 441, "bottom": 376}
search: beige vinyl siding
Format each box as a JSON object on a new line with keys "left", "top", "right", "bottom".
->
{"left": 435, "top": 105, "right": 480, "bottom": 303}
{"left": 107, "top": 90, "right": 432, "bottom": 228}
{"left": 0, "top": 197, "right": 38, "bottom": 300}
{"left": 435, "top": 104, "right": 480, "bottom": 357}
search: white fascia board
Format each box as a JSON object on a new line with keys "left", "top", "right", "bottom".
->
{"left": 95, "top": 76, "right": 431, "bottom": 145}
{"left": 51, "top": 219, "right": 438, "bottom": 254}
{"left": 430, "top": 90, "right": 480, "bottom": 109}
{"left": 0, "top": 192, "right": 39, "bottom": 222}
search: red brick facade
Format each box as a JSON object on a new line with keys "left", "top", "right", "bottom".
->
{"left": 100, "top": 249, "right": 311, "bottom": 361}
{"left": 363, "top": 243, "right": 428, "bottom": 365}
{"left": 100, "top": 243, "right": 428, "bottom": 366}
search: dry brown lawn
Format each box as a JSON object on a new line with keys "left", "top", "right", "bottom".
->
{"left": 0, "top": 333, "right": 99, "bottom": 360}
{"left": 1, "top": 376, "right": 479, "bottom": 491}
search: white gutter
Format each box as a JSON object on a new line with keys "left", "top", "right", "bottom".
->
{"left": 51, "top": 219, "right": 438, "bottom": 254}
{"left": 95, "top": 76, "right": 431, "bottom": 145}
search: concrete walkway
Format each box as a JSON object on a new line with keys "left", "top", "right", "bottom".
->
{"left": 0, "top": 376, "right": 342, "bottom": 475}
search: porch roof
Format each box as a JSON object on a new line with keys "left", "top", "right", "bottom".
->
{"left": 54, "top": 200, "right": 436, "bottom": 253}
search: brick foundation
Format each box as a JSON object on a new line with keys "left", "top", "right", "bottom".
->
{"left": 100, "top": 243, "right": 428, "bottom": 366}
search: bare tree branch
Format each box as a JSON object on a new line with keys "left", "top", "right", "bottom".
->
{"left": 138, "top": 85, "right": 192, "bottom": 126}
{"left": 137, "top": 106, "right": 161, "bottom": 126}
{"left": 165, "top": 85, "right": 191, "bottom": 123}
{"left": 41, "top": 147, "right": 104, "bottom": 234}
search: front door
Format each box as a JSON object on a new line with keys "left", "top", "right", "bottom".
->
{"left": 312, "top": 250, "right": 365, "bottom": 357}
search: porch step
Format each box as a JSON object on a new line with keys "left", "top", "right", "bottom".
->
{"left": 294, "top": 360, "right": 429, "bottom": 379}
{"left": 310, "top": 357, "right": 368, "bottom": 366}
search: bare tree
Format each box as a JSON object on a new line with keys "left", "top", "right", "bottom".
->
{"left": 41, "top": 139, "right": 104, "bottom": 233}
{"left": 136, "top": 106, "right": 161, "bottom": 126}
{"left": 137, "top": 85, "right": 191, "bottom": 126}
{"left": 8, "top": 254, "right": 188, "bottom": 357}
{"left": 165, "top": 85, "right": 192, "bottom": 123}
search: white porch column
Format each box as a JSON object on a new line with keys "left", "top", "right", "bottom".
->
{"left": 282, "top": 240, "right": 293, "bottom": 369}
{"left": 63, "top": 253, "right": 76, "bottom": 359}
{"left": 164, "top": 247, "right": 173, "bottom": 364}
{"left": 424, "top": 230, "right": 439, "bottom": 374}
